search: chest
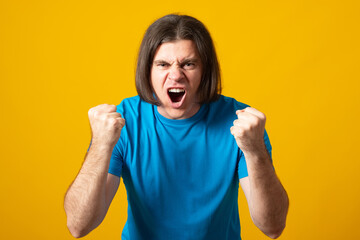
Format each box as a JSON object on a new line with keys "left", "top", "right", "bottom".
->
{"left": 121, "top": 119, "right": 239, "bottom": 191}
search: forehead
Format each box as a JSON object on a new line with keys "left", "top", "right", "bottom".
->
{"left": 153, "top": 40, "right": 200, "bottom": 61}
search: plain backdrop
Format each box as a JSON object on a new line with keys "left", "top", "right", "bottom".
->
{"left": 1, "top": 0, "right": 359, "bottom": 239}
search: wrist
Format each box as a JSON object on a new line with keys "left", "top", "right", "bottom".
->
{"left": 83, "top": 141, "right": 114, "bottom": 172}
{"left": 242, "top": 145, "right": 270, "bottom": 164}
{"left": 89, "top": 140, "right": 115, "bottom": 153}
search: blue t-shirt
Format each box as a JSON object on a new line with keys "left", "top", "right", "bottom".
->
{"left": 108, "top": 95, "right": 272, "bottom": 240}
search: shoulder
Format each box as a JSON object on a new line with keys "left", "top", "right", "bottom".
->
{"left": 116, "top": 96, "right": 151, "bottom": 113}
{"left": 116, "top": 96, "right": 155, "bottom": 125}
{"left": 117, "top": 96, "right": 141, "bottom": 108}
{"left": 209, "top": 95, "right": 250, "bottom": 114}
{"left": 204, "top": 95, "right": 250, "bottom": 127}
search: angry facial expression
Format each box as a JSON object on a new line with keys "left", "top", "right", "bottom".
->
{"left": 150, "top": 40, "right": 203, "bottom": 120}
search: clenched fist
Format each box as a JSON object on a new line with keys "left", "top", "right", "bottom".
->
{"left": 88, "top": 104, "right": 125, "bottom": 148}
{"left": 230, "top": 107, "right": 267, "bottom": 154}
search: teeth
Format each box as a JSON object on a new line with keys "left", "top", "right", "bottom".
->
{"left": 168, "top": 88, "right": 185, "bottom": 93}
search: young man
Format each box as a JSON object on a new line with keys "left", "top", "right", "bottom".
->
{"left": 64, "top": 14, "right": 289, "bottom": 240}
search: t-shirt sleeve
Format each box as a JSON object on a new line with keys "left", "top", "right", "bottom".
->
{"left": 238, "top": 129, "right": 273, "bottom": 179}
{"left": 108, "top": 144, "right": 123, "bottom": 177}
{"left": 108, "top": 102, "right": 125, "bottom": 177}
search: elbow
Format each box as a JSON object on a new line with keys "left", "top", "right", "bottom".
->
{"left": 265, "top": 226, "right": 285, "bottom": 239}
{"left": 261, "top": 222, "right": 286, "bottom": 239}
{"left": 262, "top": 194, "right": 289, "bottom": 238}
{"left": 67, "top": 221, "right": 88, "bottom": 238}
{"left": 67, "top": 224, "right": 86, "bottom": 238}
{"left": 66, "top": 211, "right": 105, "bottom": 238}
{"left": 65, "top": 208, "right": 105, "bottom": 238}
{"left": 253, "top": 215, "right": 287, "bottom": 239}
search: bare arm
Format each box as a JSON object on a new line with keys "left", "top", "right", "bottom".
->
{"left": 64, "top": 104, "right": 125, "bottom": 238}
{"left": 64, "top": 148, "right": 120, "bottom": 238}
{"left": 231, "top": 107, "right": 289, "bottom": 239}
{"left": 239, "top": 152, "right": 288, "bottom": 239}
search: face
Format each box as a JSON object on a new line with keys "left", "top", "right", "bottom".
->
{"left": 151, "top": 40, "right": 203, "bottom": 120}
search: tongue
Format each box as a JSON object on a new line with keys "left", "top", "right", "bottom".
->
{"left": 169, "top": 92, "right": 184, "bottom": 102}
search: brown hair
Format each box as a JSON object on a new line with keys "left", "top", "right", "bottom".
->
{"left": 135, "top": 14, "right": 221, "bottom": 105}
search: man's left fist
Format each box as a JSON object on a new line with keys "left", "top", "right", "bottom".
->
{"left": 230, "top": 107, "right": 267, "bottom": 154}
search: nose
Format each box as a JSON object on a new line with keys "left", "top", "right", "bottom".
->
{"left": 168, "top": 66, "right": 184, "bottom": 81}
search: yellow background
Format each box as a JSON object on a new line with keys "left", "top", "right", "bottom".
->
{"left": 1, "top": 0, "right": 359, "bottom": 239}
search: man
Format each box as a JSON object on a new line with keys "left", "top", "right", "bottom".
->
{"left": 64, "top": 14, "right": 289, "bottom": 239}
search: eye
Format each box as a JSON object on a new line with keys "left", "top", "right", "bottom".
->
{"left": 183, "top": 62, "right": 195, "bottom": 69}
{"left": 156, "top": 62, "right": 169, "bottom": 68}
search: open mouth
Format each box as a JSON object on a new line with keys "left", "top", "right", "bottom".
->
{"left": 168, "top": 88, "right": 185, "bottom": 103}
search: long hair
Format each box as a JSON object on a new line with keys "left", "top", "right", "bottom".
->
{"left": 135, "top": 14, "right": 221, "bottom": 105}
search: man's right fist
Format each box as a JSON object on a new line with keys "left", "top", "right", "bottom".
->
{"left": 88, "top": 104, "right": 125, "bottom": 148}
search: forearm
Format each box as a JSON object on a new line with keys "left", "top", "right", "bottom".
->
{"left": 64, "top": 144, "right": 113, "bottom": 237}
{"left": 244, "top": 148, "right": 289, "bottom": 238}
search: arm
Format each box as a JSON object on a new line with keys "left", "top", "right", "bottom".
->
{"left": 64, "top": 104, "right": 125, "bottom": 238}
{"left": 239, "top": 157, "right": 288, "bottom": 239}
{"left": 231, "top": 107, "right": 289, "bottom": 239}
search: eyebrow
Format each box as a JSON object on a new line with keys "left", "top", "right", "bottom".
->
{"left": 153, "top": 58, "right": 200, "bottom": 65}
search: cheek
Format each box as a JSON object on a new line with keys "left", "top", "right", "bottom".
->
{"left": 150, "top": 72, "right": 165, "bottom": 94}
{"left": 150, "top": 70, "right": 158, "bottom": 86}
{"left": 188, "top": 72, "right": 202, "bottom": 88}
{"left": 151, "top": 70, "right": 167, "bottom": 84}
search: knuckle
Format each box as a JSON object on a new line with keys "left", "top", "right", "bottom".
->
{"left": 88, "top": 107, "right": 99, "bottom": 118}
{"left": 108, "top": 117, "right": 117, "bottom": 125}
{"left": 98, "top": 103, "right": 107, "bottom": 109}
{"left": 100, "top": 104, "right": 108, "bottom": 109}
{"left": 242, "top": 122, "right": 251, "bottom": 131}
{"left": 261, "top": 113, "right": 266, "bottom": 121}
{"left": 110, "top": 105, "right": 117, "bottom": 111}
{"left": 99, "top": 113, "right": 107, "bottom": 121}
{"left": 237, "top": 132, "right": 245, "bottom": 139}
{"left": 88, "top": 105, "right": 97, "bottom": 114}
{"left": 104, "top": 104, "right": 117, "bottom": 112}
{"left": 235, "top": 128, "right": 245, "bottom": 137}
{"left": 253, "top": 117, "right": 260, "bottom": 126}
{"left": 88, "top": 108, "right": 93, "bottom": 116}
